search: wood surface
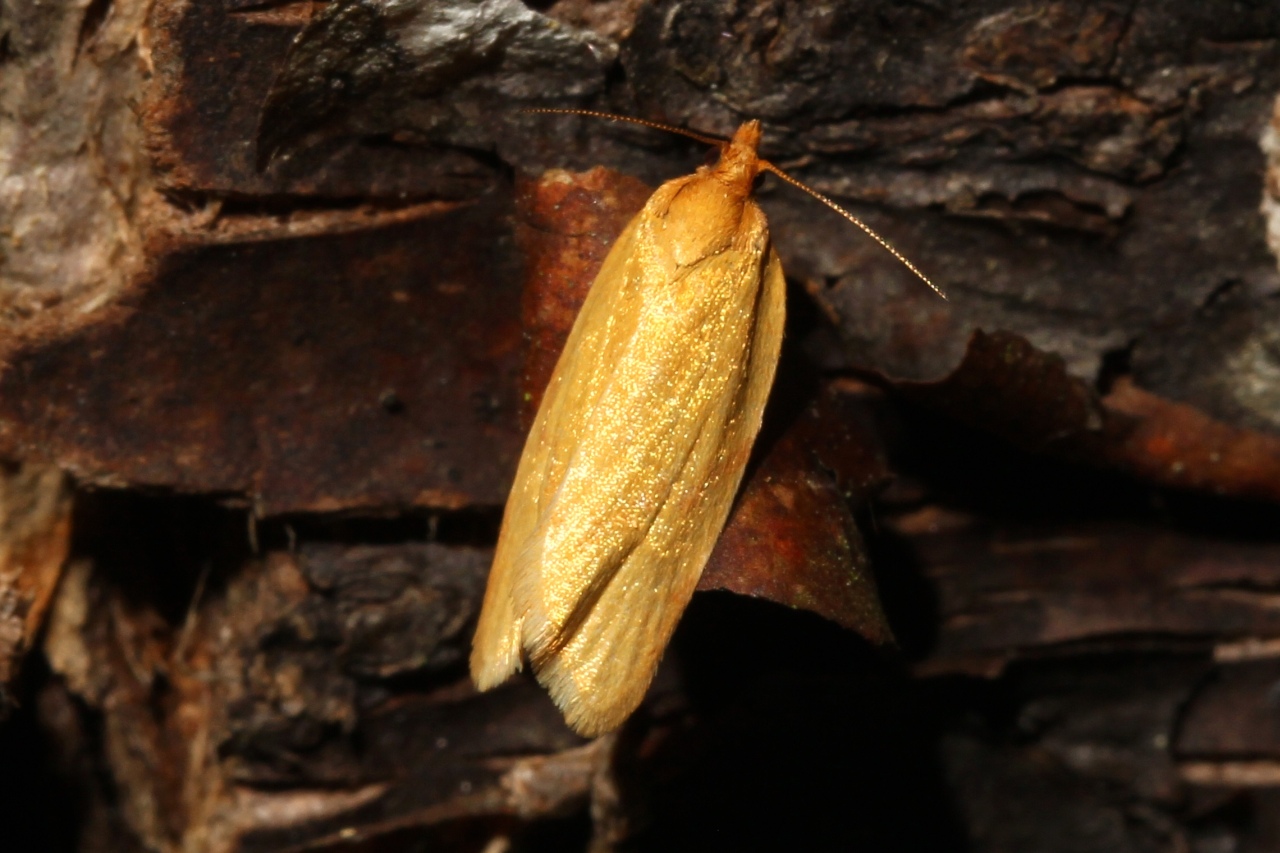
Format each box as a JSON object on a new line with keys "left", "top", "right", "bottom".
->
{"left": 1, "top": 1, "right": 1279, "bottom": 851}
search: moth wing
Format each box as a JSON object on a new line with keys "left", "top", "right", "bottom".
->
{"left": 470, "top": 211, "right": 652, "bottom": 689}
{"left": 521, "top": 229, "right": 787, "bottom": 736}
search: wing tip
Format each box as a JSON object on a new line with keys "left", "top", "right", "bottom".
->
{"left": 534, "top": 652, "right": 649, "bottom": 738}
{"left": 470, "top": 620, "right": 525, "bottom": 691}
{"left": 471, "top": 618, "right": 639, "bottom": 739}
{"left": 470, "top": 653, "right": 522, "bottom": 692}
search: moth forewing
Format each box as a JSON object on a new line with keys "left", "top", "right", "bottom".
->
{"left": 470, "top": 115, "right": 932, "bottom": 737}
{"left": 471, "top": 123, "right": 785, "bottom": 736}
{"left": 469, "top": 218, "right": 649, "bottom": 691}
{"left": 511, "top": 195, "right": 781, "bottom": 642}
{"left": 531, "top": 242, "right": 786, "bottom": 736}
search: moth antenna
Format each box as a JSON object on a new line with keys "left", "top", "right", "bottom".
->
{"left": 522, "top": 108, "right": 728, "bottom": 149}
{"left": 760, "top": 160, "right": 946, "bottom": 300}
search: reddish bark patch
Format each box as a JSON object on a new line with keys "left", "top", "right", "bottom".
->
{"left": 1099, "top": 378, "right": 1280, "bottom": 503}
{"left": 513, "top": 167, "right": 653, "bottom": 427}
{"left": 700, "top": 383, "right": 894, "bottom": 644}
{"left": 0, "top": 197, "right": 524, "bottom": 514}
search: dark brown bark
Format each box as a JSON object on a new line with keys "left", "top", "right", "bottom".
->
{"left": 2, "top": 1, "right": 1280, "bottom": 851}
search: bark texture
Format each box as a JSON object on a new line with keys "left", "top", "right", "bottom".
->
{"left": 2, "top": 1, "right": 1280, "bottom": 851}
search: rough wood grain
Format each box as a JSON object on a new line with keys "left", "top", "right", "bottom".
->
{"left": 0, "top": 1, "right": 1279, "bottom": 852}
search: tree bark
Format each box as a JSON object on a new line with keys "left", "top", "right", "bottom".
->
{"left": 2, "top": 1, "right": 1280, "bottom": 851}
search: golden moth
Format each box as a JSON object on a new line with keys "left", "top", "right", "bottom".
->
{"left": 471, "top": 113, "right": 939, "bottom": 736}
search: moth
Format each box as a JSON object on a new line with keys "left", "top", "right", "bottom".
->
{"left": 471, "top": 112, "right": 940, "bottom": 736}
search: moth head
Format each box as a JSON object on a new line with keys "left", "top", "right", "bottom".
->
{"left": 519, "top": 109, "right": 944, "bottom": 299}
{"left": 710, "top": 121, "right": 764, "bottom": 191}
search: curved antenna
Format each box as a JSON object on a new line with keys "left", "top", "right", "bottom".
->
{"left": 760, "top": 160, "right": 946, "bottom": 300}
{"left": 524, "top": 109, "right": 944, "bottom": 300}
{"left": 522, "top": 108, "right": 728, "bottom": 149}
